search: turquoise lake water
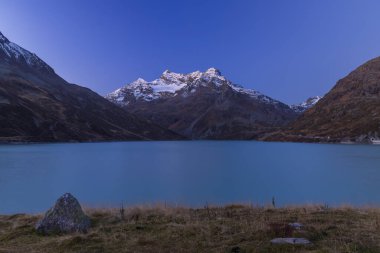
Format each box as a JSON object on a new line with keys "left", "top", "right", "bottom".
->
{"left": 1, "top": 141, "right": 380, "bottom": 214}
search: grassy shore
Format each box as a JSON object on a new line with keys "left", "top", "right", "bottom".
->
{"left": 1, "top": 204, "right": 380, "bottom": 253}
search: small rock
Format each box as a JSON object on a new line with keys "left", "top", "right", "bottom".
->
{"left": 288, "top": 222, "right": 303, "bottom": 230}
{"left": 35, "top": 193, "right": 91, "bottom": 234}
{"left": 271, "top": 238, "right": 311, "bottom": 245}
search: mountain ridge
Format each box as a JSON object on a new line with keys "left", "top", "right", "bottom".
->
{"left": 107, "top": 68, "right": 285, "bottom": 107}
{"left": 107, "top": 68, "right": 300, "bottom": 139}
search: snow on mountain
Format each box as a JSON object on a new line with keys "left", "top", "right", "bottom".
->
{"left": 291, "top": 96, "right": 322, "bottom": 113}
{"left": 107, "top": 68, "right": 299, "bottom": 139}
{"left": 0, "top": 31, "right": 54, "bottom": 73}
{"left": 106, "top": 68, "right": 280, "bottom": 105}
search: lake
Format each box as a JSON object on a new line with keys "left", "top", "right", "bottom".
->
{"left": 1, "top": 141, "right": 380, "bottom": 214}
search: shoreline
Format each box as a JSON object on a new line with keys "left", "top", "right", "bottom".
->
{"left": 2, "top": 138, "right": 380, "bottom": 147}
{"left": 4, "top": 201, "right": 380, "bottom": 216}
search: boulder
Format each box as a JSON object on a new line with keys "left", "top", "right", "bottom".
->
{"left": 35, "top": 193, "right": 91, "bottom": 234}
{"left": 271, "top": 238, "right": 311, "bottom": 245}
{"left": 288, "top": 222, "right": 303, "bottom": 230}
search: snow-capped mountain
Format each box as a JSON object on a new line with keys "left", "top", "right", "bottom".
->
{"left": 107, "top": 68, "right": 279, "bottom": 105}
{"left": 107, "top": 68, "right": 298, "bottom": 139}
{"left": 291, "top": 96, "right": 322, "bottom": 113}
{"left": 0, "top": 31, "right": 54, "bottom": 73}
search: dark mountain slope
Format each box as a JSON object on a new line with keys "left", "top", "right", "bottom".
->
{"left": 264, "top": 56, "right": 380, "bottom": 143}
{"left": 0, "top": 32, "right": 181, "bottom": 142}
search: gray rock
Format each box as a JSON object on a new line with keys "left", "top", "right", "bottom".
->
{"left": 35, "top": 193, "right": 91, "bottom": 234}
{"left": 271, "top": 238, "right": 311, "bottom": 245}
{"left": 288, "top": 222, "right": 303, "bottom": 230}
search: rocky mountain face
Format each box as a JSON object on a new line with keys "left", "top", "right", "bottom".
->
{"left": 265, "top": 56, "right": 380, "bottom": 143}
{"left": 0, "top": 31, "right": 181, "bottom": 142}
{"left": 291, "top": 96, "right": 322, "bottom": 113}
{"left": 107, "top": 68, "right": 298, "bottom": 139}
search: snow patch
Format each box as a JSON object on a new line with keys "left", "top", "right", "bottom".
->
{"left": 0, "top": 32, "right": 53, "bottom": 73}
{"left": 291, "top": 96, "right": 322, "bottom": 113}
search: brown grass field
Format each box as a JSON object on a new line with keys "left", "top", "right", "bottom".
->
{"left": 1, "top": 204, "right": 380, "bottom": 253}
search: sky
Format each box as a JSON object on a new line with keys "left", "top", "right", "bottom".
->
{"left": 1, "top": 0, "right": 380, "bottom": 104}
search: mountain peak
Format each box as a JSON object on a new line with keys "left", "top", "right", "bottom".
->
{"left": 0, "top": 31, "right": 54, "bottom": 74}
{"left": 128, "top": 78, "right": 148, "bottom": 87}
{"left": 0, "top": 31, "right": 9, "bottom": 43}
{"left": 160, "top": 69, "right": 186, "bottom": 83}
{"left": 134, "top": 78, "right": 147, "bottom": 83}
{"left": 205, "top": 67, "right": 221, "bottom": 76}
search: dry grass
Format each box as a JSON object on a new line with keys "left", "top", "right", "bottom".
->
{"left": 1, "top": 204, "right": 380, "bottom": 252}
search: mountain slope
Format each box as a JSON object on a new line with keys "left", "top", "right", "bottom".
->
{"left": 0, "top": 31, "right": 181, "bottom": 142}
{"left": 107, "top": 68, "right": 298, "bottom": 139}
{"left": 265, "top": 56, "right": 380, "bottom": 143}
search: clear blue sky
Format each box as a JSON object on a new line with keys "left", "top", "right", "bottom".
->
{"left": 1, "top": 0, "right": 380, "bottom": 104}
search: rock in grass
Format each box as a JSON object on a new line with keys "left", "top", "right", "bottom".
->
{"left": 288, "top": 222, "right": 303, "bottom": 230}
{"left": 35, "top": 193, "right": 91, "bottom": 234}
{"left": 271, "top": 238, "right": 311, "bottom": 245}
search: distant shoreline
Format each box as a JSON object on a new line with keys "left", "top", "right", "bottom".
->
{"left": 1, "top": 138, "right": 380, "bottom": 146}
